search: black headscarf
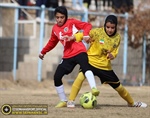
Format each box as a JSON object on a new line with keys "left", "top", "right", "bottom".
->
{"left": 104, "top": 15, "right": 118, "bottom": 37}
{"left": 54, "top": 6, "right": 68, "bottom": 23}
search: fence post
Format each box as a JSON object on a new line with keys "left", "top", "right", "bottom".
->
{"left": 37, "top": 5, "right": 45, "bottom": 82}
{"left": 13, "top": 7, "right": 19, "bottom": 81}
{"left": 142, "top": 33, "right": 147, "bottom": 85}
{"left": 123, "top": 13, "right": 128, "bottom": 80}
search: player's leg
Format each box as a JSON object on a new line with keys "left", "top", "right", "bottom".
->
{"left": 100, "top": 70, "right": 135, "bottom": 106}
{"left": 54, "top": 59, "right": 76, "bottom": 108}
{"left": 96, "top": 69, "right": 134, "bottom": 106}
{"left": 115, "top": 84, "right": 147, "bottom": 107}
{"left": 54, "top": 65, "right": 67, "bottom": 108}
{"left": 115, "top": 84, "right": 134, "bottom": 105}
{"left": 67, "top": 71, "right": 85, "bottom": 107}
{"left": 76, "top": 52, "right": 99, "bottom": 96}
{"left": 103, "top": 70, "right": 147, "bottom": 108}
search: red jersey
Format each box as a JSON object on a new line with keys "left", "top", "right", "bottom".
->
{"left": 41, "top": 18, "right": 92, "bottom": 58}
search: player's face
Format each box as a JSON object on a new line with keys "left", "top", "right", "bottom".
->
{"left": 105, "top": 22, "right": 116, "bottom": 36}
{"left": 55, "top": 13, "right": 66, "bottom": 27}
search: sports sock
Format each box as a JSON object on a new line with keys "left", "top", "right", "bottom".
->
{"left": 55, "top": 85, "right": 67, "bottom": 102}
{"left": 85, "top": 70, "right": 96, "bottom": 89}
{"left": 69, "top": 72, "right": 85, "bottom": 100}
{"left": 115, "top": 84, "right": 134, "bottom": 105}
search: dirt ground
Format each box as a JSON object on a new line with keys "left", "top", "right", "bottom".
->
{"left": 0, "top": 78, "right": 150, "bottom": 118}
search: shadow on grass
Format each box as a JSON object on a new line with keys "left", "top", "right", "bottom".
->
{"left": 75, "top": 104, "right": 127, "bottom": 109}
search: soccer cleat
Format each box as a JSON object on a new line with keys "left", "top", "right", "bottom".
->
{"left": 128, "top": 102, "right": 147, "bottom": 108}
{"left": 67, "top": 100, "right": 75, "bottom": 108}
{"left": 55, "top": 101, "right": 67, "bottom": 108}
{"left": 91, "top": 87, "right": 100, "bottom": 96}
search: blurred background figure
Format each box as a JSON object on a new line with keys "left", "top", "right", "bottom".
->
{"left": 17, "top": 0, "right": 28, "bottom": 20}
{"left": 61, "top": 0, "right": 65, "bottom": 6}
{"left": 27, "top": 0, "right": 36, "bottom": 6}
{"left": 83, "top": 0, "right": 91, "bottom": 9}
{"left": 35, "top": 0, "right": 48, "bottom": 22}
{"left": 72, "top": 0, "right": 84, "bottom": 10}
{"left": 36, "top": 0, "right": 59, "bottom": 22}
{"left": 47, "top": 0, "right": 59, "bottom": 21}
{"left": 102, "top": 0, "right": 112, "bottom": 11}
{"left": 112, "top": 0, "right": 134, "bottom": 14}
{"left": 83, "top": 0, "right": 98, "bottom": 11}
{"left": 124, "top": 0, "right": 134, "bottom": 14}
{"left": 112, "top": 0, "right": 122, "bottom": 13}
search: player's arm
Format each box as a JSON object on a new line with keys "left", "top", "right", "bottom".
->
{"left": 72, "top": 18, "right": 92, "bottom": 36}
{"left": 88, "top": 28, "right": 98, "bottom": 42}
{"left": 74, "top": 32, "right": 83, "bottom": 42}
{"left": 107, "top": 36, "right": 121, "bottom": 60}
{"left": 111, "top": 43, "right": 120, "bottom": 58}
{"left": 62, "top": 32, "right": 84, "bottom": 42}
{"left": 72, "top": 19, "right": 91, "bottom": 43}
{"left": 39, "top": 29, "right": 59, "bottom": 60}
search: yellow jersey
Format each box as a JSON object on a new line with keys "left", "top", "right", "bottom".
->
{"left": 75, "top": 27, "right": 121, "bottom": 70}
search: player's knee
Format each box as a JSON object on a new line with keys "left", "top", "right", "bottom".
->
{"left": 115, "top": 84, "right": 123, "bottom": 92}
{"left": 110, "top": 82, "right": 120, "bottom": 89}
{"left": 54, "top": 74, "right": 63, "bottom": 86}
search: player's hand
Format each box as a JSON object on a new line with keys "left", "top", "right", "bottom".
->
{"left": 62, "top": 35, "right": 75, "bottom": 42}
{"left": 106, "top": 51, "right": 114, "bottom": 60}
{"left": 83, "top": 36, "right": 90, "bottom": 43}
{"left": 39, "top": 53, "right": 44, "bottom": 60}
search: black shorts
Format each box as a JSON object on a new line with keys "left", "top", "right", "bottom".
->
{"left": 54, "top": 52, "right": 90, "bottom": 86}
{"left": 81, "top": 64, "right": 120, "bottom": 89}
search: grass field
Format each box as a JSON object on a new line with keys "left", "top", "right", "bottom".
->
{"left": 0, "top": 79, "right": 150, "bottom": 118}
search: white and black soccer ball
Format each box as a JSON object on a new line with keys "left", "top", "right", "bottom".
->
{"left": 80, "top": 92, "right": 97, "bottom": 109}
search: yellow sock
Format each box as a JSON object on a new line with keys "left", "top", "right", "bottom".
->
{"left": 69, "top": 72, "right": 85, "bottom": 101}
{"left": 115, "top": 84, "right": 134, "bottom": 105}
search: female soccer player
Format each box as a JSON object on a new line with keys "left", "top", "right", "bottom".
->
{"left": 67, "top": 15, "right": 147, "bottom": 108}
{"left": 39, "top": 6, "right": 99, "bottom": 108}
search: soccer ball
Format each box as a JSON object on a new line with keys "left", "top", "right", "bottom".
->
{"left": 80, "top": 92, "right": 97, "bottom": 109}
